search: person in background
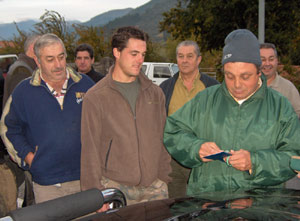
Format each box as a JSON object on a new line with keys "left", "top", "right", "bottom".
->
{"left": 1, "top": 34, "right": 40, "bottom": 208}
{"left": 81, "top": 26, "right": 171, "bottom": 212}
{"left": 75, "top": 43, "right": 104, "bottom": 83}
{"left": 0, "top": 33, "right": 94, "bottom": 203}
{"left": 163, "top": 29, "right": 300, "bottom": 195}
{"left": 260, "top": 43, "right": 300, "bottom": 189}
{"left": 260, "top": 43, "right": 300, "bottom": 118}
{"left": 160, "top": 40, "right": 219, "bottom": 198}
{"left": 2, "top": 35, "right": 40, "bottom": 107}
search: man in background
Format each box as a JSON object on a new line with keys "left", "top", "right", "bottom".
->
{"left": 260, "top": 43, "right": 300, "bottom": 118}
{"left": 75, "top": 43, "right": 104, "bottom": 83}
{"left": 1, "top": 34, "right": 40, "bottom": 208}
{"left": 2, "top": 35, "right": 40, "bottom": 107}
{"left": 160, "top": 40, "right": 219, "bottom": 198}
{"left": 260, "top": 43, "right": 300, "bottom": 190}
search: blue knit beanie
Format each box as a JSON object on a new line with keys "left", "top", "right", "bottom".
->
{"left": 222, "top": 29, "right": 261, "bottom": 66}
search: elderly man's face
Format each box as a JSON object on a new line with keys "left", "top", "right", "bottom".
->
{"left": 176, "top": 45, "right": 201, "bottom": 76}
{"left": 35, "top": 42, "right": 67, "bottom": 83}
{"left": 224, "top": 62, "right": 261, "bottom": 100}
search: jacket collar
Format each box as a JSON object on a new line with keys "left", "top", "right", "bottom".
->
{"left": 30, "top": 66, "right": 82, "bottom": 86}
{"left": 221, "top": 73, "right": 267, "bottom": 104}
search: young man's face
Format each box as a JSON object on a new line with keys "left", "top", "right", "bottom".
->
{"left": 260, "top": 48, "right": 278, "bottom": 79}
{"left": 35, "top": 42, "right": 67, "bottom": 83}
{"left": 113, "top": 38, "right": 146, "bottom": 82}
{"left": 224, "top": 62, "right": 261, "bottom": 100}
{"left": 176, "top": 45, "right": 201, "bottom": 76}
{"left": 75, "top": 51, "right": 94, "bottom": 74}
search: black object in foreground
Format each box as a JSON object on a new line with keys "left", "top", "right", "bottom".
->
{"left": 9, "top": 188, "right": 103, "bottom": 221}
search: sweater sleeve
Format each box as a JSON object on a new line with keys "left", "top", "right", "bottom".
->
{"left": 0, "top": 94, "right": 33, "bottom": 169}
{"left": 80, "top": 95, "right": 104, "bottom": 191}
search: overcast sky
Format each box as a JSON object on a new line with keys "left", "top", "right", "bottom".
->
{"left": 0, "top": 0, "right": 151, "bottom": 24}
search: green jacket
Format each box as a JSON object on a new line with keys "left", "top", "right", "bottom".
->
{"left": 164, "top": 77, "right": 300, "bottom": 195}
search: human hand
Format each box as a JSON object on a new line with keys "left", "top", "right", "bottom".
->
{"left": 226, "top": 149, "right": 251, "bottom": 171}
{"left": 199, "top": 142, "right": 222, "bottom": 162}
{"left": 96, "top": 203, "right": 110, "bottom": 213}
{"left": 25, "top": 146, "right": 38, "bottom": 168}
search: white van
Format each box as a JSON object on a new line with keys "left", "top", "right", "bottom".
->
{"left": 141, "top": 62, "right": 178, "bottom": 85}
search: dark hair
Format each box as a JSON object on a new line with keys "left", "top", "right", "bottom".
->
{"left": 111, "top": 26, "right": 148, "bottom": 52}
{"left": 75, "top": 43, "right": 94, "bottom": 59}
{"left": 259, "top": 43, "right": 278, "bottom": 57}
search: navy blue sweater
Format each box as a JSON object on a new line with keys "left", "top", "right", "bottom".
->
{"left": 2, "top": 67, "right": 94, "bottom": 185}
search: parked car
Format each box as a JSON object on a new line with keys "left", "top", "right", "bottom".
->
{"left": 3, "top": 188, "right": 300, "bottom": 220}
{"left": 141, "top": 62, "right": 178, "bottom": 85}
{"left": 0, "top": 54, "right": 18, "bottom": 78}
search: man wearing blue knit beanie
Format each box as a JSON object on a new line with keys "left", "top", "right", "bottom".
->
{"left": 163, "top": 29, "right": 300, "bottom": 195}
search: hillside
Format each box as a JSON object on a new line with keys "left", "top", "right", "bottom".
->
{"left": 102, "top": 0, "right": 178, "bottom": 41}
{"left": 0, "top": 20, "right": 37, "bottom": 40}
{"left": 83, "top": 8, "right": 133, "bottom": 27}
{"left": 0, "top": 0, "right": 178, "bottom": 41}
{"left": 104, "top": 0, "right": 177, "bottom": 41}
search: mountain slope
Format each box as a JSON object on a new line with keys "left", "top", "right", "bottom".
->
{"left": 0, "top": 20, "right": 37, "bottom": 40}
{"left": 102, "top": 0, "right": 178, "bottom": 41}
{"left": 83, "top": 8, "right": 133, "bottom": 27}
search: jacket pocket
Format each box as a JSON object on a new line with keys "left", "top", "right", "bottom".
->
{"left": 105, "top": 139, "right": 113, "bottom": 172}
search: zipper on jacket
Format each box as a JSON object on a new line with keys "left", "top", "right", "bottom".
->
{"left": 229, "top": 104, "right": 241, "bottom": 190}
{"left": 105, "top": 139, "right": 113, "bottom": 172}
{"left": 111, "top": 83, "right": 142, "bottom": 184}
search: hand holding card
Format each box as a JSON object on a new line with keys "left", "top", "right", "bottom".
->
{"left": 204, "top": 151, "right": 232, "bottom": 162}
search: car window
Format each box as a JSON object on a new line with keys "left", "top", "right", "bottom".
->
{"left": 141, "top": 65, "right": 147, "bottom": 74}
{"left": 171, "top": 64, "right": 179, "bottom": 75}
{"left": 153, "top": 66, "right": 171, "bottom": 78}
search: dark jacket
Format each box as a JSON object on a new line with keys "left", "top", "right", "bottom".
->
{"left": 3, "top": 54, "right": 37, "bottom": 107}
{"left": 81, "top": 71, "right": 171, "bottom": 191}
{"left": 160, "top": 72, "right": 219, "bottom": 114}
{"left": 1, "top": 67, "right": 94, "bottom": 185}
{"left": 85, "top": 67, "right": 104, "bottom": 83}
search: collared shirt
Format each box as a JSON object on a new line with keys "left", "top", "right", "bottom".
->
{"left": 41, "top": 71, "right": 70, "bottom": 108}
{"left": 168, "top": 71, "right": 205, "bottom": 116}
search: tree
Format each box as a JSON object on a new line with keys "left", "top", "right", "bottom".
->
{"left": 72, "top": 24, "right": 110, "bottom": 61}
{"left": 33, "top": 10, "right": 76, "bottom": 61}
{"left": 160, "top": 0, "right": 300, "bottom": 63}
{"left": 0, "top": 23, "right": 27, "bottom": 55}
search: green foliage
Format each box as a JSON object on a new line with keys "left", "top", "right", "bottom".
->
{"left": 145, "top": 40, "right": 166, "bottom": 62}
{"left": 160, "top": 0, "right": 300, "bottom": 65}
{"left": 33, "top": 10, "right": 77, "bottom": 61}
{"left": 73, "top": 24, "right": 109, "bottom": 61}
